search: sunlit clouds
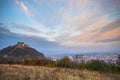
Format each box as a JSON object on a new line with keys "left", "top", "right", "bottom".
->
{"left": 16, "top": 0, "right": 34, "bottom": 17}
{"left": 0, "top": 0, "right": 120, "bottom": 54}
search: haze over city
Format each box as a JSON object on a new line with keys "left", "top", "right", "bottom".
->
{"left": 0, "top": 0, "right": 120, "bottom": 56}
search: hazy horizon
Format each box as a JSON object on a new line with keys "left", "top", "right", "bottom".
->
{"left": 0, "top": 0, "right": 120, "bottom": 56}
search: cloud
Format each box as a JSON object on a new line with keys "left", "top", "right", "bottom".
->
{"left": 12, "top": 22, "right": 42, "bottom": 33}
{"left": 2, "top": 0, "right": 117, "bottom": 53}
{"left": 14, "top": 0, "right": 120, "bottom": 46}
{"left": 0, "top": 23, "right": 11, "bottom": 35}
{"left": 96, "top": 37, "right": 120, "bottom": 43}
{"left": 0, "top": 27, "right": 10, "bottom": 34}
{"left": 100, "top": 19, "right": 120, "bottom": 32}
{"left": 16, "top": 0, "right": 33, "bottom": 17}
{"left": 15, "top": 0, "right": 19, "bottom": 5}
{"left": 108, "top": 0, "right": 120, "bottom": 10}
{"left": 0, "top": 23, "right": 4, "bottom": 25}
{"left": 45, "top": 0, "right": 120, "bottom": 47}
{"left": 10, "top": 22, "right": 57, "bottom": 42}
{"left": 60, "top": 18, "right": 120, "bottom": 47}
{"left": 98, "top": 28, "right": 120, "bottom": 40}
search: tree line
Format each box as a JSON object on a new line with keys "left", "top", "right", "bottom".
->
{"left": 0, "top": 55, "right": 120, "bottom": 73}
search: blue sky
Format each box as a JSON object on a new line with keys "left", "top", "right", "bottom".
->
{"left": 0, "top": 0, "right": 120, "bottom": 56}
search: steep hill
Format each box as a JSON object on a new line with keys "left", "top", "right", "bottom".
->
{"left": 0, "top": 42, "right": 46, "bottom": 60}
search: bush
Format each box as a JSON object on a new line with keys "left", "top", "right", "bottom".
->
{"left": 57, "top": 57, "right": 71, "bottom": 68}
{"left": 85, "top": 60, "right": 109, "bottom": 71}
{"left": 56, "top": 59, "right": 120, "bottom": 73}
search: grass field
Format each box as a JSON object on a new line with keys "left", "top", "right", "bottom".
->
{"left": 0, "top": 64, "right": 120, "bottom": 80}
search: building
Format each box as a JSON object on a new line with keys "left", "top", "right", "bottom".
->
{"left": 16, "top": 42, "right": 29, "bottom": 48}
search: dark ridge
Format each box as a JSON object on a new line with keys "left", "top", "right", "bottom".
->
{"left": 0, "top": 42, "right": 46, "bottom": 60}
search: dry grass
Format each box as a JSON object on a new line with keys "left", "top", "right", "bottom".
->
{"left": 0, "top": 64, "right": 120, "bottom": 80}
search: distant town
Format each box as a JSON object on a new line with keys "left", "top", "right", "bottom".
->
{"left": 48, "top": 51, "right": 120, "bottom": 65}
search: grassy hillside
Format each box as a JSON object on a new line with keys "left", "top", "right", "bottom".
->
{"left": 0, "top": 64, "right": 120, "bottom": 80}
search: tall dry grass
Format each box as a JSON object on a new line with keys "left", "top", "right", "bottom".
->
{"left": 0, "top": 64, "right": 120, "bottom": 80}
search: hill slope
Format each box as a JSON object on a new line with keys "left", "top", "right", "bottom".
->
{"left": 0, "top": 42, "right": 46, "bottom": 60}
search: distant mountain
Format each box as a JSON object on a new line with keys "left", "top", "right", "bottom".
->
{"left": 0, "top": 42, "right": 46, "bottom": 60}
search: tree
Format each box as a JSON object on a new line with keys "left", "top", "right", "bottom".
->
{"left": 57, "top": 57, "right": 71, "bottom": 68}
{"left": 117, "top": 54, "right": 120, "bottom": 67}
{"left": 86, "top": 60, "right": 110, "bottom": 71}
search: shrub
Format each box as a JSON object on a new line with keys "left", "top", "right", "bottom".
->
{"left": 85, "top": 60, "right": 109, "bottom": 71}
{"left": 57, "top": 57, "right": 71, "bottom": 68}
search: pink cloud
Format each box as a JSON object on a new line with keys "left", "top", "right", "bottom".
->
{"left": 16, "top": 0, "right": 33, "bottom": 17}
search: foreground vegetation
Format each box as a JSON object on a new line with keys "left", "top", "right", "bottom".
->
{"left": 0, "top": 57, "right": 120, "bottom": 80}
{"left": 0, "top": 64, "right": 120, "bottom": 80}
{"left": 1, "top": 57, "right": 120, "bottom": 73}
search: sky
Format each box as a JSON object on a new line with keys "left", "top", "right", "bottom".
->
{"left": 0, "top": 0, "right": 120, "bottom": 56}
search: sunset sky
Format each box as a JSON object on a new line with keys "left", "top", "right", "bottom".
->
{"left": 0, "top": 0, "right": 120, "bottom": 56}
